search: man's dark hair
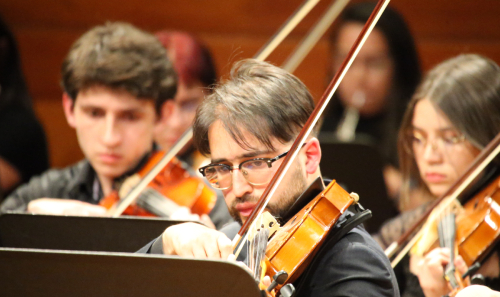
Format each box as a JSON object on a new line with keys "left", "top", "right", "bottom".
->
{"left": 61, "top": 22, "right": 177, "bottom": 114}
{"left": 194, "top": 59, "right": 315, "bottom": 155}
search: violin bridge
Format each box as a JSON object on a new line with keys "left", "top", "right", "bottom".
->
{"left": 247, "top": 212, "right": 280, "bottom": 242}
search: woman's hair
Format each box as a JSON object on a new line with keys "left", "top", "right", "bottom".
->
{"left": 0, "top": 14, "right": 33, "bottom": 113}
{"left": 398, "top": 54, "right": 500, "bottom": 209}
{"left": 155, "top": 31, "right": 217, "bottom": 88}
{"left": 332, "top": 2, "right": 421, "bottom": 101}
{"left": 325, "top": 2, "right": 422, "bottom": 166}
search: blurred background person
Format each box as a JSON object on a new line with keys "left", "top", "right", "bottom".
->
{"left": 375, "top": 54, "right": 500, "bottom": 297}
{"left": 154, "top": 31, "right": 217, "bottom": 170}
{"left": 319, "top": 2, "right": 421, "bottom": 205}
{"left": 0, "top": 15, "right": 49, "bottom": 200}
{"left": 153, "top": 31, "right": 232, "bottom": 228}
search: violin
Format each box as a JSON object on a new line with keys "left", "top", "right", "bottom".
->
{"left": 412, "top": 173, "right": 500, "bottom": 296}
{"left": 258, "top": 180, "right": 357, "bottom": 295}
{"left": 99, "top": 150, "right": 217, "bottom": 218}
{"left": 228, "top": 1, "right": 391, "bottom": 295}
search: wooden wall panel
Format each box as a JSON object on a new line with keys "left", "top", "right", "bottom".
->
{"left": 1, "top": 0, "right": 499, "bottom": 168}
{"left": 32, "top": 97, "right": 84, "bottom": 168}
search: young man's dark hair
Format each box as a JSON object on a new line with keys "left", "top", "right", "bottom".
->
{"left": 61, "top": 22, "right": 177, "bottom": 114}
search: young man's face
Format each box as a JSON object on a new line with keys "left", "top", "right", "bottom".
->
{"left": 207, "top": 120, "right": 311, "bottom": 224}
{"left": 63, "top": 85, "right": 158, "bottom": 180}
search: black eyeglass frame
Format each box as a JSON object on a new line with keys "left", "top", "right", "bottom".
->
{"left": 198, "top": 150, "right": 289, "bottom": 179}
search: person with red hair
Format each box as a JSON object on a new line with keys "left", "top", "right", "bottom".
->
{"left": 154, "top": 31, "right": 217, "bottom": 169}
{"left": 153, "top": 31, "right": 232, "bottom": 229}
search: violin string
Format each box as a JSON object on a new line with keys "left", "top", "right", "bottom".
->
{"left": 252, "top": 228, "right": 270, "bottom": 282}
{"left": 111, "top": 129, "right": 193, "bottom": 217}
{"left": 391, "top": 196, "right": 463, "bottom": 267}
{"left": 135, "top": 188, "right": 179, "bottom": 217}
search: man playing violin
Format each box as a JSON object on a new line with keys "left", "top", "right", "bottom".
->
{"left": 140, "top": 59, "right": 399, "bottom": 297}
{"left": 0, "top": 23, "right": 233, "bottom": 229}
{"left": 0, "top": 22, "right": 177, "bottom": 216}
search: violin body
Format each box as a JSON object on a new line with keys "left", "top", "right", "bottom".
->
{"left": 457, "top": 175, "right": 500, "bottom": 266}
{"left": 263, "top": 179, "right": 354, "bottom": 293}
{"left": 99, "top": 151, "right": 217, "bottom": 217}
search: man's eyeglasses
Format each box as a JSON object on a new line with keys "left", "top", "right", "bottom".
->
{"left": 198, "top": 150, "right": 289, "bottom": 190}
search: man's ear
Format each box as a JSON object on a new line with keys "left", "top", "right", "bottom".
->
{"left": 304, "top": 137, "right": 321, "bottom": 174}
{"left": 62, "top": 93, "right": 76, "bottom": 128}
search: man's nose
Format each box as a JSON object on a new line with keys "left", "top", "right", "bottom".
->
{"left": 102, "top": 116, "right": 122, "bottom": 147}
{"left": 231, "top": 169, "right": 253, "bottom": 197}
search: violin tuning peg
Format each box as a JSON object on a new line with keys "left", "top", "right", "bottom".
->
{"left": 279, "top": 284, "right": 295, "bottom": 297}
{"left": 471, "top": 274, "right": 486, "bottom": 285}
{"left": 349, "top": 192, "right": 359, "bottom": 203}
{"left": 267, "top": 270, "right": 288, "bottom": 292}
{"left": 461, "top": 262, "right": 481, "bottom": 279}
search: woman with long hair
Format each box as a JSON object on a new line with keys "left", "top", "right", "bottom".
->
{"left": 375, "top": 54, "right": 500, "bottom": 296}
{"left": 320, "top": 2, "right": 422, "bottom": 201}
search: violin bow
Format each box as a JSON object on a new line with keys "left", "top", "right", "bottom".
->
{"left": 110, "top": 129, "right": 194, "bottom": 217}
{"left": 386, "top": 131, "right": 500, "bottom": 267}
{"left": 233, "top": 0, "right": 391, "bottom": 255}
{"left": 111, "top": 0, "right": 322, "bottom": 216}
{"left": 282, "top": 0, "right": 350, "bottom": 73}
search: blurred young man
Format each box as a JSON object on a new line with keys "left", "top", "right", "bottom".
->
{"left": 0, "top": 22, "right": 176, "bottom": 216}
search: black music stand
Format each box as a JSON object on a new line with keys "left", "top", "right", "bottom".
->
{"left": 0, "top": 213, "right": 187, "bottom": 252}
{"left": 0, "top": 247, "right": 261, "bottom": 297}
{"left": 319, "top": 141, "right": 399, "bottom": 233}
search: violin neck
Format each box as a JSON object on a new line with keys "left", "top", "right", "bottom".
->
{"left": 438, "top": 213, "right": 464, "bottom": 290}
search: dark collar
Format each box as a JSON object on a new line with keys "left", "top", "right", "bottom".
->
{"left": 66, "top": 151, "right": 154, "bottom": 202}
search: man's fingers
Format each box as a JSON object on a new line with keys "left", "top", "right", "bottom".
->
{"left": 455, "top": 256, "right": 468, "bottom": 275}
{"left": 204, "top": 237, "right": 223, "bottom": 259}
{"left": 425, "top": 247, "right": 451, "bottom": 266}
{"left": 200, "top": 214, "right": 216, "bottom": 229}
{"left": 191, "top": 244, "right": 208, "bottom": 259}
{"left": 217, "top": 234, "right": 233, "bottom": 260}
{"left": 81, "top": 205, "right": 108, "bottom": 216}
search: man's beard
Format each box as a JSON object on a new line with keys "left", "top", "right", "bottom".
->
{"left": 229, "top": 163, "right": 308, "bottom": 225}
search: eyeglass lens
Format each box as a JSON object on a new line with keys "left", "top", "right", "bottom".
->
{"left": 203, "top": 159, "right": 276, "bottom": 189}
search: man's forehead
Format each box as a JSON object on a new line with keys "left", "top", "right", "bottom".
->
{"left": 207, "top": 120, "right": 281, "bottom": 161}
{"left": 76, "top": 87, "right": 153, "bottom": 110}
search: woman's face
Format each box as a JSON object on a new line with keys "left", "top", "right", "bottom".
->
{"left": 154, "top": 80, "right": 205, "bottom": 151}
{"left": 333, "top": 22, "right": 395, "bottom": 116}
{"left": 411, "top": 99, "right": 481, "bottom": 197}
